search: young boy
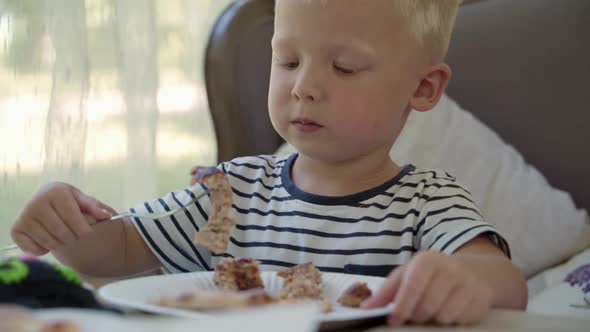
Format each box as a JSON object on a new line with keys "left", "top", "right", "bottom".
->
{"left": 11, "top": 0, "right": 527, "bottom": 326}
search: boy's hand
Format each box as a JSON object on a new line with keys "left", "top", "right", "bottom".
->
{"left": 361, "top": 251, "right": 493, "bottom": 326}
{"left": 11, "top": 182, "right": 113, "bottom": 256}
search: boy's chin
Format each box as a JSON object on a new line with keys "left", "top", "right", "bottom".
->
{"left": 292, "top": 144, "right": 359, "bottom": 164}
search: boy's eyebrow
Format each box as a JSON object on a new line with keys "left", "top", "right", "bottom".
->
{"left": 332, "top": 41, "right": 377, "bottom": 58}
{"left": 270, "top": 37, "right": 292, "bottom": 49}
{"left": 272, "top": 37, "right": 377, "bottom": 57}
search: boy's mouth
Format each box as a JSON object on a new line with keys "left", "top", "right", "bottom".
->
{"left": 291, "top": 118, "right": 323, "bottom": 133}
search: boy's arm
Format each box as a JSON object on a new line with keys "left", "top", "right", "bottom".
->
{"left": 53, "top": 216, "right": 161, "bottom": 278}
{"left": 363, "top": 235, "right": 528, "bottom": 326}
{"left": 453, "top": 235, "right": 528, "bottom": 309}
{"left": 12, "top": 182, "right": 161, "bottom": 277}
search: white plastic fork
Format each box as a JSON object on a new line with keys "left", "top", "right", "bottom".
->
{"left": 0, "top": 189, "right": 209, "bottom": 254}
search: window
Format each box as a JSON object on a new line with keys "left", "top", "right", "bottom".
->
{"left": 0, "top": 0, "right": 232, "bottom": 246}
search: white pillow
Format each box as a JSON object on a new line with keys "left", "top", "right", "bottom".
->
{"left": 527, "top": 248, "right": 590, "bottom": 319}
{"left": 275, "top": 94, "right": 590, "bottom": 277}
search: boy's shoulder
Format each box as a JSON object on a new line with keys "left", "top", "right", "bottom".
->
{"left": 403, "top": 166, "right": 457, "bottom": 184}
{"left": 398, "top": 165, "right": 469, "bottom": 196}
{"left": 220, "top": 154, "right": 291, "bottom": 175}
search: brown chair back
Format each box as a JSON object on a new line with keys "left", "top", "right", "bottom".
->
{"left": 205, "top": 0, "right": 279, "bottom": 163}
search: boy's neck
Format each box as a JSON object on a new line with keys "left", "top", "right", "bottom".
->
{"left": 291, "top": 150, "right": 401, "bottom": 197}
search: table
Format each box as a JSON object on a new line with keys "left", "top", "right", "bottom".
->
{"left": 34, "top": 308, "right": 589, "bottom": 332}
{"left": 346, "top": 310, "right": 589, "bottom": 332}
{"left": 80, "top": 274, "right": 589, "bottom": 332}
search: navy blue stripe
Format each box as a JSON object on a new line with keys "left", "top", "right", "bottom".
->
{"left": 232, "top": 204, "right": 420, "bottom": 223}
{"left": 211, "top": 255, "right": 394, "bottom": 276}
{"left": 184, "top": 189, "right": 209, "bottom": 221}
{"left": 387, "top": 182, "right": 472, "bottom": 196}
{"left": 409, "top": 170, "right": 456, "bottom": 181}
{"left": 426, "top": 193, "right": 475, "bottom": 205}
{"left": 343, "top": 264, "right": 399, "bottom": 277}
{"left": 496, "top": 235, "right": 511, "bottom": 258}
{"left": 220, "top": 162, "right": 227, "bottom": 173}
{"left": 235, "top": 224, "right": 418, "bottom": 238}
{"left": 168, "top": 194, "right": 210, "bottom": 270}
{"left": 229, "top": 237, "right": 417, "bottom": 255}
{"left": 317, "top": 266, "right": 345, "bottom": 273}
{"left": 418, "top": 216, "right": 479, "bottom": 235}
{"left": 171, "top": 192, "right": 200, "bottom": 231}
{"left": 428, "top": 232, "right": 447, "bottom": 249}
{"left": 145, "top": 202, "right": 199, "bottom": 266}
{"left": 422, "top": 216, "right": 481, "bottom": 236}
{"left": 421, "top": 203, "right": 483, "bottom": 223}
{"left": 211, "top": 254, "right": 345, "bottom": 273}
{"left": 232, "top": 187, "right": 294, "bottom": 203}
{"left": 252, "top": 155, "right": 287, "bottom": 167}
{"left": 131, "top": 207, "right": 189, "bottom": 273}
{"left": 259, "top": 258, "right": 296, "bottom": 268}
{"left": 258, "top": 259, "right": 347, "bottom": 274}
{"left": 211, "top": 252, "right": 233, "bottom": 258}
{"left": 260, "top": 259, "right": 321, "bottom": 270}
{"left": 355, "top": 192, "right": 428, "bottom": 208}
{"left": 232, "top": 188, "right": 474, "bottom": 211}
{"left": 440, "top": 224, "right": 491, "bottom": 252}
{"left": 356, "top": 193, "right": 475, "bottom": 209}
{"left": 229, "top": 161, "right": 281, "bottom": 178}
{"left": 227, "top": 170, "right": 283, "bottom": 190}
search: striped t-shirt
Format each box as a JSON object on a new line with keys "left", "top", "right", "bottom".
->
{"left": 130, "top": 154, "right": 509, "bottom": 277}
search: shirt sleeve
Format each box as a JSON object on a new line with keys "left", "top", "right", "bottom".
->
{"left": 128, "top": 182, "right": 214, "bottom": 273}
{"left": 416, "top": 181, "right": 510, "bottom": 257}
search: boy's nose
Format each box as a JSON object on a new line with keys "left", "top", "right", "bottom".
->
{"left": 292, "top": 70, "right": 323, "bottom": 103}
{"left": 292, "top": 88, "right": 318, "bottom": 102}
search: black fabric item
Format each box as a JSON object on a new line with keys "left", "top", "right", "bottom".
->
{"left": 0, "top": 256, "right": 119, "bottom": 312}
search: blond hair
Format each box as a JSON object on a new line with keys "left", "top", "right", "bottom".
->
{"left": 393, "top": 0, "right": 462, "bottom": 61}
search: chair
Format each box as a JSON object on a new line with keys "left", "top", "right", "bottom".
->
{"left": 204, "top": 0, "right": 280, "bottom": 163}
{"left": 204, "top": 0, "right": 590, "bottom": 211}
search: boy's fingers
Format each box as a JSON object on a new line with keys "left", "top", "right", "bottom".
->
{"left": 98, "top": 202, "right": 117, "bottom": 216}
{"left": 411, "top": 274, "right": 457, "bottom": 324}
{"left": 41, "top": 204, "right": 77, "bottom": 244}
{"left": 361, "top": 266, "right": 404, "bottom": 309}
{"left": 457, "top": 296, "right": 488, "bottom": 326}
{"left": 389, "top": 262, "right": 436, "bottom": 325}
{"left": 54, "top": 191, "right": 94, "bottom": 237}
{"left": 72, "top": 188, "right": 112, "bottom": 221}
{"left": 433, "top": 287, "right": 472, "bottom": 325}
{"left": 12, "top": 232, "right": 48, "bottom": 256}
{"left": 27, "top": 218, "right": 61, "bottom": 251}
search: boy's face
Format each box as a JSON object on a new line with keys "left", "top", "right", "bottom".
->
{"left": 269, "top": 0, "right": 425, "bottom": 163}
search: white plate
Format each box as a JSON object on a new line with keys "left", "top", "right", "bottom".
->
{"left": 98, "top": 271, "right": 394, "bottom": 325}
{"left": 37, "top": 306, "right": 320, "bottom": 332}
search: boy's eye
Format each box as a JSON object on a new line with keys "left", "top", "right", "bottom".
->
{"left": 282, "top": 61, "right": 299, "bottom": 70}
{"left": 333, "top": 64, "right": 356, "bottom": 75}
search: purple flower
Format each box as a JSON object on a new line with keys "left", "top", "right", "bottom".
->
{"left": 565, "top": 263, "right": 590, "bottom": 294}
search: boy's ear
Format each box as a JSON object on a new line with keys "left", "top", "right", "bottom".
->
{"left": 409, "top": 63, "right": 452, "bottom": 112}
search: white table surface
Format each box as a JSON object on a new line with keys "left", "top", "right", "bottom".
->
{"left": 364, "top": 310, "right": 589, "bottom": 332}
{"left": 32, "top": 307, "right": 589, "bottom": 332}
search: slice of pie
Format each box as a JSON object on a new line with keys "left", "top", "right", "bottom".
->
{"left": 337, "top": 282, "right": 372, "bottom": 307}
{"left": 277, "top": 262, "right": 323, "bottom": 300}
{"left": 0, "top": 306, "right": 80, "bottom": 332}
{"left": 41, "top": 321, "right": 81, "bottom": 332}
{"left": 190, "top": 166, "right": 236, "bottom": 254}
{"left": 155, "top": 290, "right": 276, "bottom": 311}
{"left": 213, "top": 258, "right": 265, "bottom": 291}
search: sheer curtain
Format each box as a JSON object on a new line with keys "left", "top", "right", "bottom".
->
{"left": 0, "top": 0, "right": 232, "bottom": 246}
